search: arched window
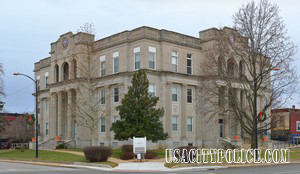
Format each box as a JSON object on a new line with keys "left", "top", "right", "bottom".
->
{"left": 62, "top": 62, "right": 69, "bottom": 80}
{"left": 239, "top": 60, "right": 244, "bottom": 78}
{"left": 54, "top": 64, "right": 59, "bottom": 83}
{"left": 227, "top": 58, "right": 236, "bottom": 77}
{"left": 72, "top": 59, "right": 77, "bottom": 79}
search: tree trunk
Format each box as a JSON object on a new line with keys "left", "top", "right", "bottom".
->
{"left": 251, "top": 134, "right": 257, "bottom": 149}
{"left": 91, "top": 132, "right": 97, "bottom": 146}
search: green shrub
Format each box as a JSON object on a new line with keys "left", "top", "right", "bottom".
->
{"left": 121, "top": 145, "right": 133, "bottom": 153}
{"left": 83, "top": 146, "right": 112, "bottom": 162}
{"left": 56, "top": 143, "right": 68, "bottom": 149}
{"left": 120, "top": 152, "right": 134, "bottom": 160}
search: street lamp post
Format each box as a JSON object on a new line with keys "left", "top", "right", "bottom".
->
{"left": 13, "top": 72, "right": 39, "bottom": 158}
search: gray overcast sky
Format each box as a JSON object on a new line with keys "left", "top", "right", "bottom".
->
{"left": 0, "top": 0, "right": 299, "bottom": 113}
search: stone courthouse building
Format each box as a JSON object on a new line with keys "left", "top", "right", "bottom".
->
{"left": 34, "top": 26, "right": 270, "bottom": 148}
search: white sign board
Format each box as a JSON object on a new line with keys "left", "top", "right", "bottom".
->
{"left": 133, "top": 137, "right": 147, "bottom": 154}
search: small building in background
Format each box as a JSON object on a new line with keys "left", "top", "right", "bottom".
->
{"left": 0, "top": 113, "right": 35, "bottom": 149}
{"left": 271, "top": 105, "right": 300, "bottom": 144}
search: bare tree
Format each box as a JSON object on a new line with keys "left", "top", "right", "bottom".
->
{"left": 77, "top": 22, "right": 97, "bottom": 35}
{"left": 4, "top": 117, "right": 34, "bottom": 149}
{"left": 199, "top": 0, "right": 297, "bottom": 149}
{"left": 66, "top": 24, "right": 110, "bottom": 146}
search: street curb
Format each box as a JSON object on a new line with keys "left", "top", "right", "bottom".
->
{"left": 225, "top": 162, "right": 300, "bottom": 168}
{"left": 164, "top": 166, "right": 227, "bottom": 171}
{"left": 165, "top": 162, "right": 300, "bottom": 171}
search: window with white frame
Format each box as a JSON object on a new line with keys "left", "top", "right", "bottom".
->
{"left": 297, "top": 121, "right": 300, "bottom": 132}
{"left": 172, "top": 85, "right": 178, "bottom": 102}
{"left": 172, "top": 116, "right": 178, "bottom": 131}
{"left": 149, "top": 84, "right": 156, "bottom": 97}
{"left": 36, "top": 75, "right": 40, "bottom": 91}
{"left": 114, "top": 87, "right": 119, "bottom": 103}
{"left": 45, "top": 122, "right": 49, "bottom": 135}
{"left": 187, "top": 54, "right": 192, "bottom": 75}
{"left": 100, "top": 117, "right": 105, "bottom": 132}
{"left": 172, "top": 51, "right": 178, "bottom": 72}
{"left": 100, "top": 56, "right": 106, "bottom": 77}
{"left": 44, "top": 100, "right": 48, "bottom": 113}
{"left": 100, "top": 89, "right": 105, "bottom": 105}
{"left": 148, "top": 47, "right": 156, "bottom": 69}
{"left": 113, "top": 51, "right": 119, "bottom": 73}
{"left": 187, "top": 117, "right": 193, "bottom": 132}
{"left": 187, "top": 88, "right": 192, "bottom": 103}
{"left": 134, "top": 47, "right": 141, "bottom": 70}
{"left": 45, "top": 72, "right": 49, "bottom": 88}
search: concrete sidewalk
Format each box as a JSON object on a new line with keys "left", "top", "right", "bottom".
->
{"left": 112, "top": 162, "right": 168, "bottom": 172}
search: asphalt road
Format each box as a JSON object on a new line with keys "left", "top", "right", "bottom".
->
{"left": 0, "top": 162, "right": 299, "bottom": 174}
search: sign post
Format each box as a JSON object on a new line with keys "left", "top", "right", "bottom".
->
{"left": 133, "top": 137, "right": 146, "bottom": 161}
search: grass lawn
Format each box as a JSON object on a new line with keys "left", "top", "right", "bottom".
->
{"left": 0, "top": 149, "right": 86, "bottom": 163}
{"left": 66, "top": 148, "right": 123, "bottom": 159}
{"left": 67, "top": 147, "right": 166, "bottom": 159}
{"left": 0, "top": 149, "right": 118, "bottom": 167}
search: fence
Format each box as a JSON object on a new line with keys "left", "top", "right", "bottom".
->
{"left": 11, "top": 143, "right": 29, "bottom": 149}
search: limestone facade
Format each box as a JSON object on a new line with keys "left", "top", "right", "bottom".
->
{"left": 34, "top": 26, "right": 270, "bottom": 148}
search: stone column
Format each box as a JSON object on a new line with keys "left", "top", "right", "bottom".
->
{"left": 181, "top": 84, "right": 187, "bottom": 140}
{"left": 67, "top": 90, "right": 73, "bottom": 139}
{"left": 50, "top": 93, "right": 57, "bottom": 137}
{"left": 165, "top": 82, "right": 172, "bottom": 137}
{"left": 57, "top": 92, "right": 63, "bottom": 136}
{"left": 106, "top": 85, "right": 112, "bottom": 140}
{"left": 40, "top": 99, "right": 44, "bottom": 140}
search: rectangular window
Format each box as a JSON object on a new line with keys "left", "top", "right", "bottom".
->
{"left": 172, "top": 85, "right": 178, "bottom": 102}
{"left": 44, "top": 100, "right": 48, "bottom": 113}
{"left": 134, "top": 47, "right": 141, "bottom": 70}
{"left": 172, "top": 116, "right": 178, "bottom": 131}
{"left": 113, "top": 51, "right": 119, "bottom": 74}
{"left": 100, "top": 118, "right": 105, "bottom": 132}
{"left": 187, "top": 88, "right": 192, "bottom": 103}
{"left": 45, "top": 72, "right": 49, "bottom": 88}
{"left": 172, "top": 51, "right": 178, "bottom": 72}
{"left": 187, "top": 54, "right": 192, "bottom": 75}
{"left": 36, "top": 75, "right": 40, "bottom": 91}
{"left": 45, "top": 122, "right": 49, "bottom": 135}
{"left": 148, "top": 47, "right": 156, "bottom": 69}
{"left": 219, "top": 119, "right": 224, "bottom": 138}
{"left": 100, "top": 90, "right": 105, "bottom": 105}
{"left": 114, "top": 87, "right": 119, "bottom": 103}
{"left": 187, "top": 117, "right": 193, "bottom": 132}
{"left": 297, "top": 121, "right": 300, "bottom": 132}
{"left": 100, "top": 56, "right": 106, "bottom": 77}
{"left": 148, "top": 84, "right": 156, "bottom": 97}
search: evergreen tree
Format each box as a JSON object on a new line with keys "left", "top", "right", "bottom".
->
{"left": 111, "top": 70, "right": 168, "bottom": 142}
